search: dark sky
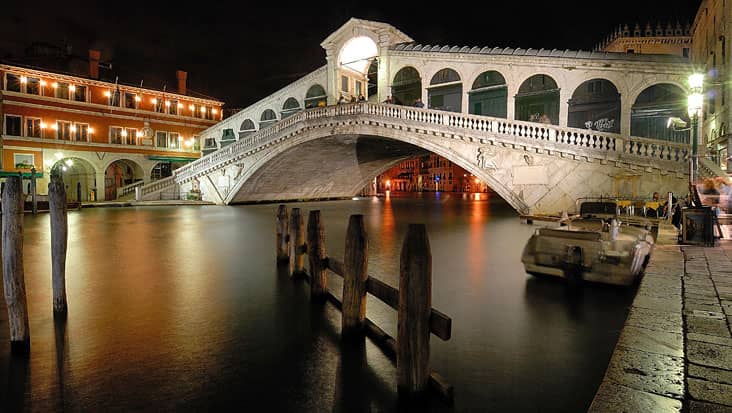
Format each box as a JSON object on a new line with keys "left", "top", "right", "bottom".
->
{"left": 0, "top": 0, "right": 702, "bottom": 108}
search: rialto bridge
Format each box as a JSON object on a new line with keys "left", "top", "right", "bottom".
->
{"left": 137, "top": 18, "right": 704, "bottom": 214}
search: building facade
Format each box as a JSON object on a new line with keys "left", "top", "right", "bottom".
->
{"left": 691, "top": 0, "right": 731, "bottom": 171}
{"left": 377, "top": 155, "right": 488, "bottom": 193}
{"left": 0, "top": 50, "right": 224, "bottom": 201}
{"left": 597, "top": 22, "right": 692, "bottom": 57}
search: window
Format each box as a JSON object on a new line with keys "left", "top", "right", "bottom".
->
{"left": 627, "top": 49, "right": 635, "bottom": 54}
{"left": 108, "top": 89, "right": 121, "bottom": 106}
{"left": 26, "top": 77, "right": 40, "bottom": 95}
{"left": 156, "top": 131, "right": 168, "bottom": 148}
{"left": 168, "top": 132, "right": 179, "bottom": 149}
{"left": 74, "top": 123, "right": 89, "bottom": 142}
{"left": 168, "top": 100, "right": 178, "bottom": 115}
{"left": 26, "top": 118, "right": 41, "bottom": 138}
{"left": 124, "top": 127, "right": 137, "bottom": 145}
{"left": 342, "top": 75, "right": 349, "bottom": 93}
{"left": 4, "top": 115, "right": 22, "bottom": 136}
{"left": 204, "top": 137, "right": 217, "bottom": 149}
{"left": 124, "top": 92, "right": 137, "bottom": 109}
{"left": 69, "top": 85, "right": 86, "bottom": 102}
{"left": 154, "top": 98, "right": 164, "bottom": 113}
{"left": 355, "top": 81, "right": 362, "bottom": 97}
{"left": 5, "top": 73, "right": 21, "bottom": 92}
{"left": 192, "top": 135, "right": 200, "bottom": 151}
{"left": 205, "top": 106, "right": 213, "bottom": 120}
{"left": 56, "top": 121, "right": 72, "bottom": 140}
{"left": 110, "top": 126, "right": 124, "bottom": 144}
{"left": 56, "top": 82, "right": 70, "bottom": 99}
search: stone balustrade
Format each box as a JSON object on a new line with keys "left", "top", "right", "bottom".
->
{"left": 172, "top": 102, "right": 691, "bottom": 184}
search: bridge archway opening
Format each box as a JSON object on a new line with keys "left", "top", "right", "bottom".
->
{"left": 392, "top": 67, "right": 421, "bottom": 106}
{"left": 104, "top": 159, "right": 144, "bottom": 200}
{"left": 338, "top": 36, "right": 378, "bottom": 101}
{"left": 50, "top": 157, "right": 96, "bottom": 202}
{"left": 304, "top": 84, "right": 327, "bottom": 108}
{"left": 515, "top": 74, "right": 560, "bottom": 125}
{"left": 631, "top": 83, "right": 690, "bottom": 142}
{"left": 428, "top": 68, "right": 462, "bottom": 112}
{"left": 239, "top": 119, "right": 256, "bottom": 139}
{"left": 469, "top": 71, "right": 507, "bottom": 118}
{"left": 259, "top": 109, "right": 278, "bottom": 130}
{"left": 281, "top": 98, "right": 300, "bottom": 119}
{"left": 568, "top": 79, "right": 621, "bottom": 133}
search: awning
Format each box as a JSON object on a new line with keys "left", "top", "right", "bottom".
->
{"left": 0, "top": 171, "right": 43, "bottom": 178}
{"left": 147, "top": 156, "right": 198, "bottom": 162}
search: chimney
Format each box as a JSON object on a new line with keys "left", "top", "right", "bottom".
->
{"left": 176, "top": 70, "right": 187, "bottom": 95}
{"left": 89, "top": 49, "right": 101, "bottom": 79}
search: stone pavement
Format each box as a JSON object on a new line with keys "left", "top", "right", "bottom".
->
{"left": 589, "top": 243, "right": 732, "bottom": 412}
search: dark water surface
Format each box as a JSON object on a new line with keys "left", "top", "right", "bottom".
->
{"left": 0, "top": 193, "right": 635, "bottom": 412}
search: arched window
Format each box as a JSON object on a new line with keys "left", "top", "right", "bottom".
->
{"left": 239, "top": 119, "right": 256, "bottom": 139}
{"left": 568, "top": 79, "right": 621, "bottom": 133}
{"left": 392, "top": 67, "right": 422, "bottom": 106}
{"left": 631, "top": 83, "right": 689, "bottom": 142}
{"left": 515, "top": 74, "right": 559, "bottom": 125}
{"left": 304, "top": 84, "right": 326, "bottom": 108}
{"left": 428, "top": 68, "right": 462, "bottom": 113}
{"left": 259, "top": 109, "right": 278, "bottom": 129}
{"left": 281, "top": 97, "right": 300, "bottom": 118}
{"left": 469, "top": 71, "right": 507, "bottom": 118}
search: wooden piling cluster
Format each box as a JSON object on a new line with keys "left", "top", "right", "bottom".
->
{"left": 276, "top": 204, "right": 453, "bottom": 402}
{"left": 1, "top": 174, "right": 70, "bottom": 353}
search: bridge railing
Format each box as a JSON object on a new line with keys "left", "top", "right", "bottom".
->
{"left": 174, "top": 102, "right": 691, "bottom": 183}
{"left": 136, "top": 176, "right": 177, "bottom": 200}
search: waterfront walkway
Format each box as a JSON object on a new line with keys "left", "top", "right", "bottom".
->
{"left": 589, "top": 236, "right": 732, "bottom": 411}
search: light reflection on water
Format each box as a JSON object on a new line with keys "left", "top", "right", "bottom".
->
{"left": 0, "top": 194, "right": 634, "bottom": 412}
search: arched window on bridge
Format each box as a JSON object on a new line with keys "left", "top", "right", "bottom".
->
{"left": 281, "top": 98, "right": 301, "bottom": 119}
{"left": 391, "top": 67, "right": 422, "bottom": 106}
{"left": 469, "top": 71, "right": 507, "bottom": 118}
{"left": 259, "top": 109, "right": 278, "bottom": 129}
{"left": 239, "top": 119, "right": 256, "bottom": 140}
{"left": 304, "top": 84, "right": 327, "bottom": 108}
{"left": 515, "top": 74, "right": 559, "bottom": 125}
{"left": 568, "top": 79, "right": 621, "bottom": 133}
{"left": 631, "top": 83, "right": 690, "bottom": 143}
{"left": 428, "top": 68, "right": 462, "bottom": 113}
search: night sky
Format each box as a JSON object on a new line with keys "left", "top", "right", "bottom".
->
{"left": 1, "top": 0, "right": 702, "bottom": 109}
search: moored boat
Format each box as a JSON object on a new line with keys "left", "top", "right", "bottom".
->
{"left": 521, "top": 201, "right": 654, "bottom": 286}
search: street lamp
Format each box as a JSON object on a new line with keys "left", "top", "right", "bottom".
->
{"left": 688, "top": 73, "right": 704, "bottom": 185}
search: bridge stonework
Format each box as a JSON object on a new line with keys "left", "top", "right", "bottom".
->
{"left": 176, "top": 104, "right": 688, "bottom": 215}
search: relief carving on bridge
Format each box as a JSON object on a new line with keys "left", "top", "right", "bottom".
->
{"left": 476, "top": 147, "right": 498, "bottom": 170}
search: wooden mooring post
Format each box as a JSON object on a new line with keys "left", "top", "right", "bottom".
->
{"left": 341, "top": 215, "right": 368, "bottom": 338}
{"left": 398, "top": 224, "right": 431, "bottom": 396}
{"left": 276, "top": 204, "right": 289, "bottom": 262}
{"left": 306, "top": 210, "right": 327, "bottom": 300}
{"left": 276, "top": 209, "right": 454, "bottom": 402}
{"left": 289, "top": 208, "right": 306, "bottom": 277}
{"left": 49, "top": 174, "right": 69, "bottom": 316}
{"left": 2, "top": 176, "right": 31, "bottom": 353}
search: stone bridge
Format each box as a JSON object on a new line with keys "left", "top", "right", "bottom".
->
{"left": 156, "top": 102, "right": 690, "bottom": 215}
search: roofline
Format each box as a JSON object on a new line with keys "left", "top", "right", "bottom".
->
{"left": 0, "top": 62, "right": 225, "bottom": 106}
{"left": 320, "top": 17, "right": 413, "bottom": 47}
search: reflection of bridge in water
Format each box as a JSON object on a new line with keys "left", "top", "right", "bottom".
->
{"left": 138, "top": 18, "right": 702, "bottom": 214}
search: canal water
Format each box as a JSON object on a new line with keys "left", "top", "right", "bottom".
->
{"left": 0, "top": 193, "right": 635, "bottom": 412}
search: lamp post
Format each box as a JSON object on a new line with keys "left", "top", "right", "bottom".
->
{"left": 688, "top": 73, "right": 704, "bottom": 186}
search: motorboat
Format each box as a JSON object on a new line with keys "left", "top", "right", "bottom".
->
{"left": 521, "top": 201, "right": 654, "bottom": 286}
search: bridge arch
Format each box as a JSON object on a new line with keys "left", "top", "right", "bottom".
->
{"left": 304, "top": 84, "right": 327, "bottom": 108}
{"left": 259, "top": 109, "right": 278, "bottom": 129}
{"left": 223, "top": 127, "right": 529, "bottom": 212}
{"left": 568, "top": 78, "right": 621, "bottom": 133}
{"left": 630, "top": 83, "right": 689, "bottom": 142}
{"left": 391, "top": 66, "right": 422, "bottom": 106}
{"left": 239, "top": 119, "right": 257, "bottom": 139}
{"left": 281, "top": 97, "right": 301, "bottom": 118}
{"left": 51, "top": 157, "right": 97, "bottom": 202}
{"left": 469, "top": 70, "right": 508, "bottom": 118}
{"left": 515, "top": 74, "right": 560, "bottom": 125}
{"left": 428, "top": 67, "right": 463, "bottom": 112}
{"left": 103, "top": 158, "right": 145, "bottom": 200}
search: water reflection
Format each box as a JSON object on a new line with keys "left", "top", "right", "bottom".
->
{"left": 0, "top": 197, "right": 633, "bottom": 412}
